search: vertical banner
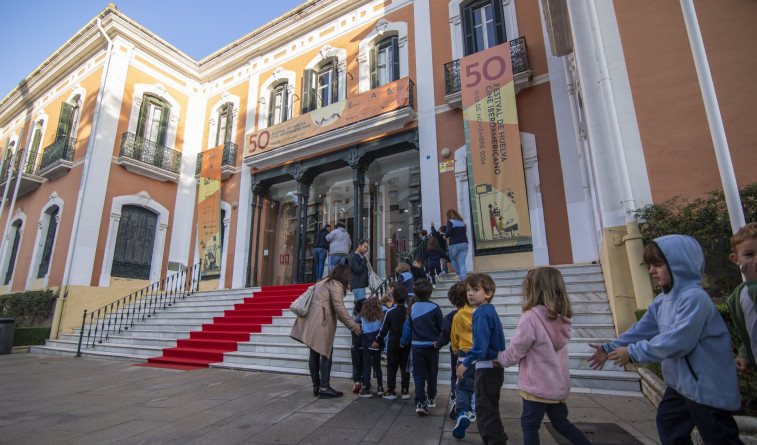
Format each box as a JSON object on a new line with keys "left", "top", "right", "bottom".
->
{"left": 198, "top": 145, "right": 223, "bottom": 277}
{"left": 461, "top": 42, "right": 532, "bottom": 253}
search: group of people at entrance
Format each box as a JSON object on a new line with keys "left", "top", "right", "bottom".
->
{"left": 293, "top": 212, "right": 757, "bottom": 444}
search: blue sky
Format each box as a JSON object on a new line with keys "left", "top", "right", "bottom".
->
{"left": 0, "top": 0, "right": 307, "bottom": 97}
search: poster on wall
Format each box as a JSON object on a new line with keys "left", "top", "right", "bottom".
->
{"left": 244, "top": 77, "right": 412, "bottom": 158}
{"left": 461, "top": 42, "right": 532, "bottom": 254}
{"left": 197, "top": 144, "right": 223, "bottom": 277}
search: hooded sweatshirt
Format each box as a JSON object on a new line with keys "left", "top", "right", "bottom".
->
{"left": 497, "top": 305, "right": 572, "bottom": 401}
{"left": 603, "top": 234, "right": 741, "bottom": 411}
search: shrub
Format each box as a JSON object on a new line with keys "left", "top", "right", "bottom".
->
{"left": 0, "top": 289, "right": 58, "bottom": 327}
{"left": 13, "top": 327, "right": 51, "bottom": 346}
{"left": 632, "top": 182, "right": 757, "bottom": 303}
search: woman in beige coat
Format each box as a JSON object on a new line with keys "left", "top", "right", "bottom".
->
{"left": 290, "top": 263, "right": 362, "bottom": 398}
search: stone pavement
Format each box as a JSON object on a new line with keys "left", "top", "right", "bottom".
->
{"left": 0, "top": 354, "right": 660, "bottom": 444}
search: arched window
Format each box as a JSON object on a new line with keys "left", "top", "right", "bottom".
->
{"left": 371, "top": 36, "right": 400, "bottom": 89}
{"left": 302, "top": 59, "right": 339, "bottom": 114}
{"left": 4, "top": 220, "right": 22, "bottom": 285}
{"left": 56, "top": 96, "right": 80, "bottom": 143}
{"left": 216, "top": 102, "right": 234, "bottom": 146}
{"left": 37, "top": 206, "right": 59, "bottom": 279}
{"left": 462, "top": 0, "right": 506, "bottom": 56}
{"left": 111, "top": 205, "right": 158, "bottom": 280}
{"left": 268, "top": 83, "right": 289, "bottom": 126}
{"left": 136, "top": 95, "right": 170, "bottom": 146}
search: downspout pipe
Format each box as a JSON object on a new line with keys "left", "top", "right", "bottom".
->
{"left": 587, "top": 1, "right": 653, "bottom": 309}
{"left": 53, "top": 17, "right": 113, "bottom": 340}
{"left": 679, "top": 0, "right": 745, "bottom": 234}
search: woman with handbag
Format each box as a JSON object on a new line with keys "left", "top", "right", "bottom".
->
{"left": 290, "top": 263, "right": 362, "bottom": 398}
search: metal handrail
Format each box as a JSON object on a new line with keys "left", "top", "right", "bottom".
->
{"left": 195, "top": 141, "right": 238, "bottom": 175}
{"left": 119, "top": 132, "right": 182, "bottom": 174}
{"left": 444, "top": 35, "right": 530, "bottom": 96}
{"left": 76, "top": 260, "right": 202, "bottom": 356}
{"left": 39, "top": 137, "right": 76, "bottom": 172}
{"left": 368, "top": 238, "right": 428, "bottom": 299}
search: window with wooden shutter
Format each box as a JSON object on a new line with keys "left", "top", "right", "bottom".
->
{"left": 301, "top": 69, "right": 316, "bottom": 114}
{"left": 111, "top": 206, "right": 157, "bottom": 280}
{"left": 136, "top": 95, "right": 170, "bottom": 146}
{"left": 4, "top": 221, "right": 22, "bottom": 285}
{"left": 372, "top": 36, "right": 400, "bottom": 89}
{"left": 216, "top": 102, "right": 234, "bottom": 146}
{"left": 37, "top": 207, "right": 59, "bottom": 279}
{"left": 462, "top": 0, "right": 506, "bottom": 56}
{"left": 316, "top": 61, "right": 339, "bottom": 109}
{"left": 269, "top": 83, "right": 289, "bottom": 127}
{"left": 56, "top": 101, "right": 78, "bottom": 141}
{"left": 27, "top": 127, "right": 42, "bottom": 173}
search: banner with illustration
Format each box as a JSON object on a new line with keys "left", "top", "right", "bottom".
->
{"left": 244, "top": 77, "right": 412, "bottom": 158}
{"left": 461, "top": 42, "right": 532, "bottom": 253}
{"left": 197, "top": 144, "right": 223, "bottom": 276}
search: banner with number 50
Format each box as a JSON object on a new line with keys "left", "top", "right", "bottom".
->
{"left": 461, "top": 42, "right": 532, "bottom": 253}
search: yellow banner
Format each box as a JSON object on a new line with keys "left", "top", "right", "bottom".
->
{"left": 244, "top": 77, "right": 412, "bottom": 158}
{"left": 198, "top": 145, "right": 223, "bottom": 276}
{"left": 461, "top": 42, "right": 532, "bottom": 252}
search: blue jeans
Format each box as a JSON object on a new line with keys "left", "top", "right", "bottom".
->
{"left": 455, "top": 359, "right": 476, "bottom": 413}
{"left": 448, "top": 243, "right": 468, "bottom": 279}
{"left": 352, "top": 287, "right": 366, "bottom": 303}
{"left": 313, "top": 247, "right": 328, "bottom": 280}
{"left": 521, "top": 399, "right": 590, "bottom": 445}
{"left": 329, "top": 254, "right": 347, "bottom": 272}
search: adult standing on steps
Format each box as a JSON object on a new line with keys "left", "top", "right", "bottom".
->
{"left": 313, "top": 224, "right": 331, "bottom": 280}
{"left": 445, "top": 209, "right": 469, "bottom": 280}
{"left": 349, "top": 239, "right": 370, "bottom": 306}
{"left": 326, "top": 222, "right": 351, "bottom": 272}
{"left": 290, "top": 263, "right": 362, "bottom": 398}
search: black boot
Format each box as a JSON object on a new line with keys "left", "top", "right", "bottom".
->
{"left": 313, "top": 386, "right": 320, "bottom": 397}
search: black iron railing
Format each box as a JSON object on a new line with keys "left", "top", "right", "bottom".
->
{"left": 195, "top": 141, "right": 238, "bottom": 175}
{"left": 119, "top": 132, "right": 182, "bottom": 174}
{"left": 368, "top": 238, "right": 428, "bottom": 300}
{"left": 444, "top": 36, "right": 530, "bottom": 96}
{"left": 0, "top": 153, "right": 22, "bottom": 182}
{"left": 25, "top": 148, "right": 40, "bottom": 174}
{"left": 39, "top": 137, "right": 76, "bottom": 172}
{"left": 76, "top": 261, "right": 202, "bottom": 355}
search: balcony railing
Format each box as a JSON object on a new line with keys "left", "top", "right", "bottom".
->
{"left": 195, "top": 141, "right": 238, "bottom": 176}
{"left": 39, "top": 137, "right": 75, "bottom": 172}
{"left": 0, "top": 153, "right": 22, "bottom": 182}
{"left": 444, "top": 36, "right": 530, "bottom": 96}
{"left": 119, "top": 132, "right": 182, "bottom": 174}
{"left": 25, "top": 149, "right": 41, "bottom": 174}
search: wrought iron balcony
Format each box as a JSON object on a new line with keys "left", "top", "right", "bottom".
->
{"left": 35, "top": 136, "right": 76, "bottom": 181}
{"left": 117, "top": 132, "right": 182, "bottom": 182}
{"left": 0, "top": 149, "right": 44, "bottom": 197}
{"left": 0, "top": 153, "right": 21, "bottom": 183}
{"left": 195, "top": 141, "right": 238, "bottom": 179}
{"left": 443, "top": 36, "right": 531, "bottom": 108}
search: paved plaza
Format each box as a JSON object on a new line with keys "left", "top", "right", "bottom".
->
{"left": 0, "top": 353, "right": 660, "bottom": 444}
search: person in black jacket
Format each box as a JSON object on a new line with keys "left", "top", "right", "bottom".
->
{"left": 430, "top": 222, "right": 449, "bottom": 275}
{"left": 373, "top": 287, "right": 410, "bottom": 400}
{"left": 313, "top": 224, "right": 331, "bottom": 280}
{"left": 349, "top": 239, "right": 370, "bottom": 309}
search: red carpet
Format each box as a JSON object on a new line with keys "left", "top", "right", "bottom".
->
{"left": 141, "top": 284, "right": 310, "bottom": 369}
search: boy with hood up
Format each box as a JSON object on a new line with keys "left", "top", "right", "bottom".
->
{"left": 589, "top": 235, "right": 742, "bottom": 445}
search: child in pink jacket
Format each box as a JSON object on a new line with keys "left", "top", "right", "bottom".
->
{"left": 497, "top": 267, "right": 590, "bottom": 445}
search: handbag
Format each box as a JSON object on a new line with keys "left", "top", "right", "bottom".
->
{"left": 366, "top": 260, "right": 382, "bottom": 293}
{"left": 290, "top": 283, "right": 317, "bottom": 317}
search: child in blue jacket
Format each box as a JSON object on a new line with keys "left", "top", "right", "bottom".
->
{"left": 589, "top": 235, "right": 742, "bottom": 445}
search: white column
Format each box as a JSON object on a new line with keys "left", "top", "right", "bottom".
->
{"left": 521, "top": 133, "right": 549, "bottom": 265}
{"left": 414, "top": 0, "right": 442, "bottom": 230}
{"left": 167, "top": 81, "right": 205, "bottom": 273}
{"left": 64, "top": 40, "right": 131, "bottom": 285}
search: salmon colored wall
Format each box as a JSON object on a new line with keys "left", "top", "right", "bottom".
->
{"left": 0, "top": 67, "right": 105, "bottom": 291}
{"left": 614, "top": 0, "right": 757, "bottom": 203}
{"left": 516, "top": 83, "right": 573, "bottom": 265}
{"left": 514, "top": 0, "right": 549, "bottom": 78}
{"left": 435, "top": 109, "right": 465, "bottom": 219}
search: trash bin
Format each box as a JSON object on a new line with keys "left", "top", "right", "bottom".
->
{"left": 0, "top": 318, "right": 15, "bottom": 354}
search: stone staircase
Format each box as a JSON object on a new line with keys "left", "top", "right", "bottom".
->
{"left": 213, "top": 264, "right": 641, "bottom": 396}
{"left": 31, "top": 264, "right": 641, "bottom": 395}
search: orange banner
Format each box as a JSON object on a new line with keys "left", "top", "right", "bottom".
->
{"left": 244, "top": 77, "right": 412, "bottom": 158}
{"left": 198, "top": 145, "right": 223, "bottom": 276}
{"left": 461, "top": 42, "right": 532, "bottom": 252}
